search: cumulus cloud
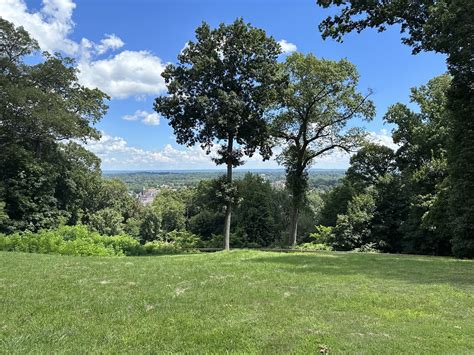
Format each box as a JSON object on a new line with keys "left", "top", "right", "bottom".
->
{"left": 82, "top": 132, "right": 359, "bottom": 170}
{"left": 83, "top": 133, "right": 220, "bottom": 169}
{"left": 122, "top": 110, "right": 160, "bottom": 126}
{"left": 96, "top": 34, "right": 124, "bottom": 54}
{"left": 278, "top": 39, "right": 297, "bottom": 54}
{"left": 77, "top": 51, "right": 167, "bottom": 99}
{"left": 1, "top": 0, "right": 167, "bottom": 100}
{"left": 368, "top": 129, "right": 399, "bottom": 150}
{"left": 0, "top": 0, "right": 78, "bottom": 54}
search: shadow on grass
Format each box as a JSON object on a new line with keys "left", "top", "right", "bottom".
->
{"left": 246, "top": 252, "right": 474, "bottom": 289}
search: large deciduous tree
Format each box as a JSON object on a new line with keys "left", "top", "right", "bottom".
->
{"left": 272, "top": 53, "right": 375, "bottom": 245}
{"left": 0, "top": 18, "right": 109, "bottom": 232}
{"left": 346, "top": 143, "right": 395, "bottom": 189}
{"left": 154, "top": 18, "right": 283, "bottom": 250}
{"left": 384, "top": 74, "right": 452, "bottom": 255}
{"left": 316, "top": 0, "right": 473, "bottom": 257}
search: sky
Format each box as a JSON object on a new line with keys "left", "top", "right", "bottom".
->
{"left": 1, "top": 0, "right": 447, "bottom": 170}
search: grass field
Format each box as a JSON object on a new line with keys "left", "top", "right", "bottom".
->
{"left": 1, "top": 250, "right": 473, "bottom": 353}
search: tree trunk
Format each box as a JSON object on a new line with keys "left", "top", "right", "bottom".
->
{"left": 288, "top": 206, "right": 299, "bottom": 246}
{"left": 223, "top": 137, "right": 233, "bottom": 251}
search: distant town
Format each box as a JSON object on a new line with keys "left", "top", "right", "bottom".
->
{"left": 109, "top": 170, "right": 345, "bottom": 205}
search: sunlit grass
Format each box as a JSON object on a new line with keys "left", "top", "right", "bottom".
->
{"left": 0, "top": 250, "right": 473, "bottom": 353}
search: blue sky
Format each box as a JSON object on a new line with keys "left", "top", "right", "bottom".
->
{"left": 2, "top": 0, "right": 447, "bottom": 170}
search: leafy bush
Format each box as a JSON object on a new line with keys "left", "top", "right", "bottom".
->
{"left": 0, "top": 230, "right": 63, "bottom": 254}
{"left": 163, "top": 230, "right": 200, "bottom": 249}
{"left": 354, "top": 243, "right": 380, "bottom": 253}
{"left": 58, "top": 238, "right": 116, "bottom": 256}
{"left": 142, "top": 230, "right": 200, "bottom": 255}
{"left": 0, "top": 225, "right": 140, "bottom": 256}
{"left": 143, "top": 240, "right": 182, "bottom": 255}
{"left": 293, "top": 243, "right": 333, "bottom": 251}
{"left": 309, "top": 225, "right": 334, "bottom": 244}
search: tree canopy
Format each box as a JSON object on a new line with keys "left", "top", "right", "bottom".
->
{"left": 272, "top": 52, "right": 375, "bottom": 244}
{"left": 154, "top": 18, "right": 284, "bottom": 249}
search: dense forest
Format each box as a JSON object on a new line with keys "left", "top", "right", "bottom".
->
{"left": 1, "top": 0, "right": 472, "bottom": 259}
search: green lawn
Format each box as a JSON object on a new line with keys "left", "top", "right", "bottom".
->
{"left": 0, "top": 250, "right": 473, "bottom": 353}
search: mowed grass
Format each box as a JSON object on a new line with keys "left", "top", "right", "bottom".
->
{"left": 0, "top": 250, "right": 473, "bottom": 353}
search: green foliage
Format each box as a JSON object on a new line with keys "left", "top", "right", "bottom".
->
{"left": 143, "top": 240, "right": 183, "bottom": 255}
{"left": 0, "top": 225, "right": 141, "bottom": 256}
{"left": 234, "top": 173, "right": 280, "bottom": 247}
{"left": 186, "top": 173, "right": 294, "bottom": 248}
{"left": 346, "top": 144, "right": 395, "bottom": 188}
{"left": 319, "top": 75, "right": 464, "bottom": 256}
{"left": 143, "top": 231, "right": 199, "bottom": 254}
{"left": 188, "top": 210, "right": 222, "bottom": 241}
{"left": 333, "top": 192, "right": 375, "bottom": 251}
{"left": 139, "top": 206, "right": 162, "bottom": 242}
{"left": 154, "top": 18, "right": 285, "bottom": 248}
{"left": 354, "top": 243, "right": 380, "bottom": 253}
{"left": 293, "top": 242, "right": 333, "bottom": 251}
{"left": 309, "top": 225, "right": 334, "bottom": 245}
{"left": 0, "top": 19, "right": 109, "bottom": 233}
{"left": 89, "top": 208, "right": 124, "bottom": 236}
{"left": 153, "top": 189, "right": 187, "bottom": 233}
{"left": 154, "top": 18, "right": 283, "bottom": 168}
{"left": 123, "top": 217, "right": 141, "bottom": 239}
{"left": 318, "top": 179, "right": 355, "bottom": 227}
{"left": 316, "top": 0, "right": 471, "bottom": 59}
{"left": 0, "top": 200, "right": 10, "bottom": 232}
{"left": 272, "top": 52, "right": 374, "bottom": 244}
{"left": 163, "top": 230, "right": 200, "bottom": 249}
{"left": 316, "top": 0, "right": 473, "bottom": 258}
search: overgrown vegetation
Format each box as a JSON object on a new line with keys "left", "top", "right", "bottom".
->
{"left": 0, "top": 226, "right": 199, "bottom": 256}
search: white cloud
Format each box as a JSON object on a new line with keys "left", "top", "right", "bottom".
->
{"left": 368, "top": 129, "right": 399, "bottom": 151}
{"left": 96, "top": 34, "right": 124, "bottom": 54}
{"left": 77, "top": 51, "right": 167, "bottom": 99}
{"left": 180, "top": 41, "right": 190, "bottom": 54}
{"left": 123, "top": 110, "right": 160, "bottom": 126}
{"left": 82, "top": 132, "right": 358, "bottom": 170}
{"left": 278, "top": 39, "right": 297, "bottom": 54}
{"left": 1, "top": 0, "right": 167, "bottom": 100}
{"left": 83, "top": 133, "right": 218, "bottom": 169}
{"left": 0, "top": 0, "right": 78, "bottom": 54}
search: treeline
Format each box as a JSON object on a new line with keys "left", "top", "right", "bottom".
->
{"left": 317, "top": 76, "right": 453, "bottom": 255}
{"left": 1, "top": 10, "right": 472, "bottom": 258}
{"left": 105, "top": 170, "right": 344, "bottom": 193}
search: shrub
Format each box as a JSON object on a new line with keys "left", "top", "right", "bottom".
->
{"left": 143, "top": 240, "right": 182, "bottom": 255}
{"left": 103, "top": 235, "right": 141, "bottom": 256}
{"left": 142, "top": 231, "right": 200, "bottom": 255}
{"left": 163, "top": 230, "right": 200, "bottom": 249}
{"left": 354, "top": 242, "right": 380, "bottom": 253}
{"left": 0, "top": 225, "right": 140, "bottom": 257}
{"left": 294, "top": 243, "right": 333, "bottom": 251}
{"left": 0, "top": 231, "right": 63, "bottom": 254}
{"left": 309, "top": 225, "right": 334, "bottom": 244}
{"left": 59, "top": 239, "right": 116, "bottom": 256}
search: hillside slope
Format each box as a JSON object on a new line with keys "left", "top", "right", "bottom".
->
{"left": 0, "top": 250, "right": 473, "bottom": 353}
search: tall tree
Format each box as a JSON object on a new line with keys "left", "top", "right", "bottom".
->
{"left": 346, "top": 143, "right": 395, "bottom": 189}
{"left": 154, "top": 18, "right": 283, "bottom": 250}
{"left": 385, "top": 74, "right": 452, "bottom": 255}
{"left": 316, "top": 0, "right": 473, "bottom": 257}
{"left": 272, "top": 53, "right": 375, "bottom": 245}
{"left": 0, "top": 18, "right": 109, "bottom": 232}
